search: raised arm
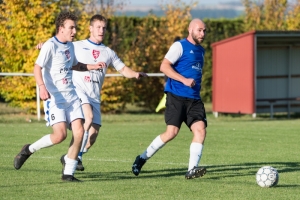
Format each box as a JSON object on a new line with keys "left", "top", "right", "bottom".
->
{"left": 72, "top": 62, "right": 107, "bottom": 71}
{"left": 118, "top": 66, "right": 148, "bottom": 79}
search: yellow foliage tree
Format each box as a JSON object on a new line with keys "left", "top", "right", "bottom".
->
{"left": 242, "top": 0, "right": 288, "bottom": 31}
{"left": 0, "top": 0, "right": 87, "bottom": 113}
{"left": 286, "top": 0, "right": 300, "bottom": 30}
{"left": 0, "top": 0, "right": 59, "bottom": 113}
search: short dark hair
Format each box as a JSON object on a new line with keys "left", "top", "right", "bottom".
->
{"left": 55, "top": 11, "right": 78, "bottom": 34}
{"left": 90, "top": 14, "right": 107, "bottom": 26}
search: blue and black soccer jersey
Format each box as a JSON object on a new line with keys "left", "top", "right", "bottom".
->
{"left": 164, "top": 38, "right": 205, "bottom": 99}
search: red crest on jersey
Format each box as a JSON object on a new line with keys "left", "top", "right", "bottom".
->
{"left": 62, "top": 78, "right": 68, "bottom": 84}
{"left": 92, "top": 50, "right": 100, "bottom": 59}
{"left": 84, "top": 76, "right": 91, "bottom": 82}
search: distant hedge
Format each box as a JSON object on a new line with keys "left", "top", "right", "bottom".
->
{"left": 0, "top": 14, "right": 245, "bottom": 113}
{"left": 100, "top": 17, "right": 245, "bottom": 112}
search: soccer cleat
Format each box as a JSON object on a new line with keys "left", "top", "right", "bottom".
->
{"left": 76, "top": 158, "right": 85, "bottom": 171}
{"left": 60, "top": 155, "right": 66, "bottom": 175}
{"left": 14, "top": 144, "right": 32, "bottom": 170}
{"left": 185, "top": 166, "right": 206, "bottom": 179}
{"left": 132, "top": 155, "right": 146, "bottom": 176}
{"left": 61, "top": 175, "right": 82, "bottom": 182}
{"left": 60, "top": 154, "right": 84, "bottom": 171}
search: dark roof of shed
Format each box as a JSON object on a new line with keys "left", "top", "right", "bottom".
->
{"left": 211, "top": 30, "right": 300, "bottom": 47}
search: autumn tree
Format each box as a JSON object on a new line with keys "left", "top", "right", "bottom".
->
{"left": 83, "top": 0, "right": 128, "bottom": 18}
{"left": 0, "top": 0, "right": 60, "bottom": 113}
{"left": 242, "top": 0, "right": 288, "bottom": 31}
{"left": 101, "top": 0, "right": 197, "bottom": 112}
{"left": 0, "top": 0, "right": 86, "bottom": 113}
{"left": 286, "top": 0, "right": 300, "bottom": 30}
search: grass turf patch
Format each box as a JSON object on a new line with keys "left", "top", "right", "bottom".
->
{"left": 1, "top": 113, "right": 300, "bottom": 199}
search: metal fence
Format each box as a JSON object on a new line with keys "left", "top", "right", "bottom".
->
{"left": 0, "top": 72, "right": 164, "bottom": 120}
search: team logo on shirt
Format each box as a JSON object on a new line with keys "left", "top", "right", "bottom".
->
{"left": 192, "top": 62, "right": 202, "bottom": 72}
{"left": 92, "top": 50, "right": 100, "bottom": 59}
{"left": 65, "top": 50, "right": 71, "bottom": 59}
{"left": 62, "top": 78, "right": 68, "bottom": 84}
{"left": 84, "top": 76, "right": 91, "bottom": 82}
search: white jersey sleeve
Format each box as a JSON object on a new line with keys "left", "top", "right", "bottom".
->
{"left": 35, "top": 40, "right": 54, "bottom": 68}
{"left": 107, "top": 48, "right": 125, "bottom": 71}
{"left": 164, "top": 41, "right": 183, "bottom": 64}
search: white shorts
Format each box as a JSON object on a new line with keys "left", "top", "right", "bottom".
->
{"left": 77, "top": 90, "right": 101, "bottom": 126}
{"left": 44, "top": 98, "right": 84, "bottom": 129}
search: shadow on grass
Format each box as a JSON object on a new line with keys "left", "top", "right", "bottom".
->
{"left": 78, "top": 161, "right": 300, "bottom": 187}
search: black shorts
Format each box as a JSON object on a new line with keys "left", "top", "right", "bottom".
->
{"left": 165, "top": 92, "right": 207, "bottom": 129}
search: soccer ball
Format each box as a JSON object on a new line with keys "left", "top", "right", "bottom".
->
{"left": 256, "top": 166, "right": 279, "bottom": 188}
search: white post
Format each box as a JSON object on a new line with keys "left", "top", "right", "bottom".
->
{"left": 213, "top": 112, "right": 218, "bottom": 118}
{"left": 36, "top": 84, "right": 40, "bottom": 121}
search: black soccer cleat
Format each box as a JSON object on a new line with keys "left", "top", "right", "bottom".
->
{"left": 132, "top": 155, "right": 146, "bottom": 176}
{"left": 76, "top": 158, "right": 85, "bottom": 171}
{"left": 185, "top": 166, "right": 206, "bottom": 179}
{"left": 60, "top": 155, "right": 66, "bottom": 175}
{"left": 14, "top": 144, "right": 32, "bottom": 170}
{"left": 60, "top": 154, "right": 84, "bottom": 171}
{"left": 61, "top": 174, "right": 82, "bottom": 182}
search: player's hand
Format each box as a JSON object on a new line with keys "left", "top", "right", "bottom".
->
{"left": 94, "top": 62, "right": 107, "bottom": 70}
{"left": 184, "top": 78, "right": 196, "bottom": 87}
{"left": 39, "top": 85, "right": 50, "bottom": 100}
{"left": 135, "top": 72, "right": 148, "bottom": 79}
{"left": 36, "top": 42, "right": 44, "bottom": 50}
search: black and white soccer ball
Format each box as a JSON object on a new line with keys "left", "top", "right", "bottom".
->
{"left": 256, "top": 166, "right": 279, "bottom": 188}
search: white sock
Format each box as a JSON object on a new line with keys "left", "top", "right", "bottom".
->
{"left": 29, "top": 134, "right": 53, "bottom": 153}
{"left": 141, "top": 135, "right": 165, "bottom": 160}
{"left": 78, "top": 131, "right": 89, "bottom": 160}
{"left": 63, "top": 155, "right": 78, "bottom": 176}
{"left": 188, "top": 142, "right": 204, "bottom": 171}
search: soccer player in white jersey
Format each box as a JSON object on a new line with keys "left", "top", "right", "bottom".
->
{"left": 132, "top": 19, "right": 207, "bottom": 179}
{"left": 41, "top": 14, "right": 147, "bottom": 171}
{"left": 13, "top": 12, "right": 105, "bottom": 182}
{"left": 71, "top": 14, "right": 147, "bottom": 170}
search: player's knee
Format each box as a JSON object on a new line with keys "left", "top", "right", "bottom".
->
{"left": 162, "top": 130, "right": 178, "bottom": 141}
{"left": 51, "top": 132, "right": 67, "bottom": 144}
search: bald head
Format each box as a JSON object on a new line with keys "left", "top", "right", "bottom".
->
{"left": 187, "top": 18, "right": 206, "bottom": 45}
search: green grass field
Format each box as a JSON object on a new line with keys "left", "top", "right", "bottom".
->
{"left": 1, "top": 110, "right": 300, "bottom": 200}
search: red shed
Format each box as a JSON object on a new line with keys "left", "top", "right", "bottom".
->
{"left": 211, "top": 31, "right": 300, "bottom": 118}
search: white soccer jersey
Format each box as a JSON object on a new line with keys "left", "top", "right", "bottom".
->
{"left": 35, "top": 37, "right": 78, "bottom": 104}
{"left": 72, "top": 39, "right": 125, "bottom": 103}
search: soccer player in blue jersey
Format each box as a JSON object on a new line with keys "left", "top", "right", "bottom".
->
{"left": 132, "top": 18, "right": 207, "bottom": 179}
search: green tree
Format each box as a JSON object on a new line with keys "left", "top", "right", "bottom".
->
{"left": 101, "top": 0, "right": 197, "bottom": 112}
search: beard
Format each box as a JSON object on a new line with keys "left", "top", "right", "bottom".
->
{"left": 192, "top": 32, "right": 204, "bottom": 45}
